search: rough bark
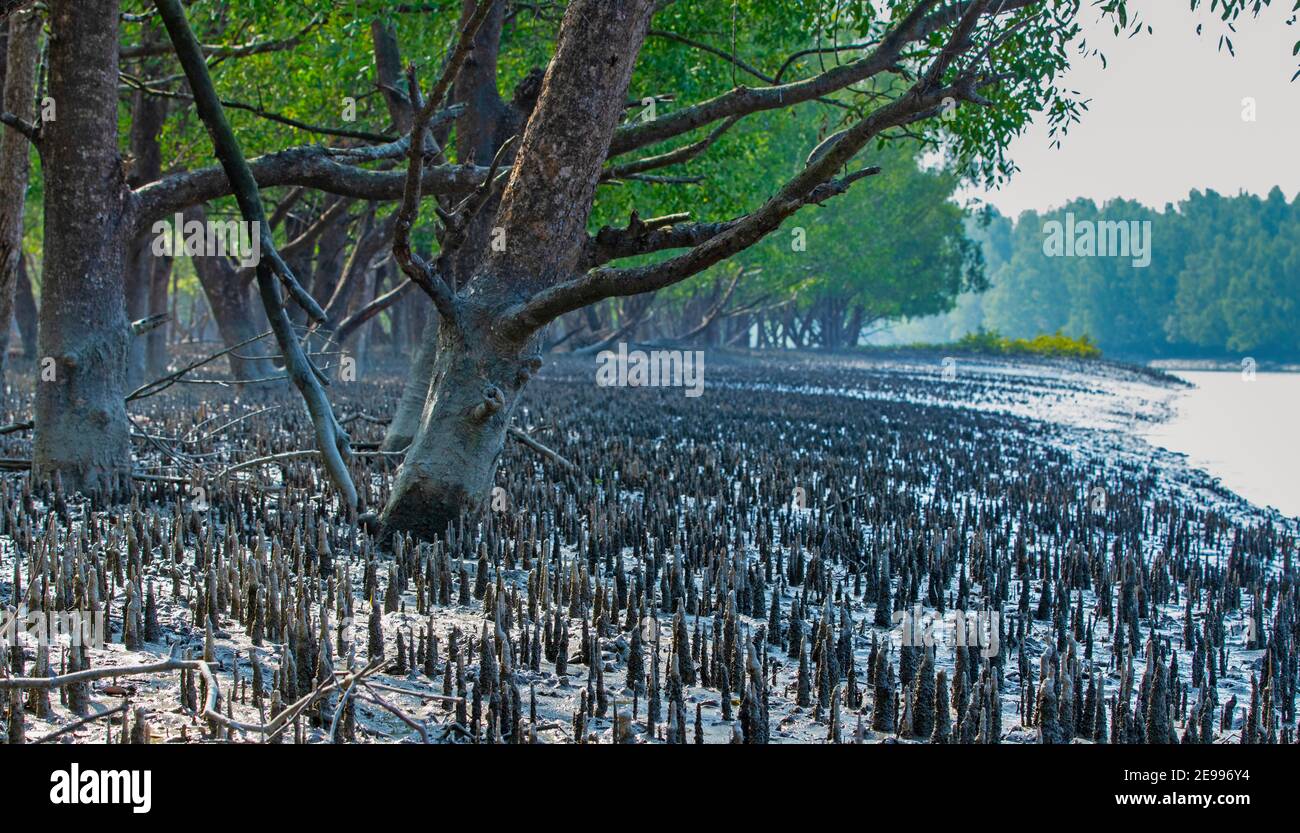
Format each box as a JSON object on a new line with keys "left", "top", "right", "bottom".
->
{"left": 34, "top": 0, "right": 133, "bottom": 495}
{"left": 0, "top": 5, "right": 38, "bottom": 386}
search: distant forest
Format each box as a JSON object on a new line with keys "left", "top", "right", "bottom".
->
{"left": 880, "top": 187, "right": 1300, "bottom": 361}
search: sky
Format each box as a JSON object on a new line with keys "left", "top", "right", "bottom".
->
{"left": 962, "top": 1, "right": 1299, "bottom": 219}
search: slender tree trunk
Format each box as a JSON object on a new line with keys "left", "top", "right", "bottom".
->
{"left": 184, "top": 205, "right": 278, "bottom": 380}
{"left": 378, "top": 0, "right": 656, "bottom": 541}
{"left": 844, "top": 303, "right": 864, "bottom": 349}
{"left": 0, "top": 5, "right": 39, "bottom": 387}
{"left": 34, "top": 0, "right": 132, "bottom": 495}
{"left": 306, "top": 206, "right": 351, "bottom": 315}
{"left": 124, "top": 58, "right": 168, "bottom": 386}
{"left": 14, "top": 253, "right": 35, "bottom": 356}
{"left": 382, "top": 307, "right": 437, "bottom": 452}
{"left": 146, "top": 251, "right": 171, "bottom": 374}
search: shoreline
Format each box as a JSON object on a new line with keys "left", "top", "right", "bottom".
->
{"left": 1, "top": 351, "right": 1291, "bottom": 745}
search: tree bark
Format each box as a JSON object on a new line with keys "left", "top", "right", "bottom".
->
{"left": 0, "top": 5, "right": 38, "bottom": 387}
{"left": 378, "top": 0, "right": 656, "bottom": 541}
{"left": 34, "top": 0, "right": 132, "bottom": 495}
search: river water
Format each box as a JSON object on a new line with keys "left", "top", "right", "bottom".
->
{"left": 1142, "top": 370, "right": 1300, "bottom": 520}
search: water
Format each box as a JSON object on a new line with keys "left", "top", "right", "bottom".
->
{"left": 1142, "top": 370, "right": 1300, "bottom": 519}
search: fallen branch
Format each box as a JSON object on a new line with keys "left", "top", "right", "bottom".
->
{"left": 126, "top": 330, "right": 275, "bottom": 402}
{"left": 508, "top": 426, "right": 575, "bottom": 471}
{"left": 217, "top": 448, "right": 404, "bottom": 479}
{"left": 358, "top": 682, "right": 430, "bottom": 743}
{"left": 0, "top": 653, "right": 384, "bottom": 743}
{"left": 33, "top": 703, "right": 130, "bottom": 744}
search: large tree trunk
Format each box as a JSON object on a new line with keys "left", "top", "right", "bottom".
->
{"left": 378, "top": 0, "right": 655, "bottom": 542}
{"left": 34, "top": 0, "right": 132, "bottom": 495}
{"left": 0, "top": 5, "right": 39, "bottom": 387}
{"left": 378, "top": 308, "right": 528, "bottom": 541}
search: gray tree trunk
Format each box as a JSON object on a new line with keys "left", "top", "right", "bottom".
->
{"left": 14, "top": 254, "right": 35, "bottom": 356}
{"left": 0, "top": 5, "right": 39, "bottom": 387}
{"left": 184, "top": 204, "right": 279, "bottom": 380}
{"left": 34, "top": 0, "right": 132, "bottom": 495}
{"left": 378, "top": 0, "right": 656, "bottom": 541}
{"left": 146, "top": 252, "right": 171, "bottom": 375}
{"left": 124, "top": 50, "right": 169, "bottom": 387}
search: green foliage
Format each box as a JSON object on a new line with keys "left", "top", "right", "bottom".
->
{"left": 956, "top": 328, "right": 1102, "bottom": 359}
{"left": 878, "top": 327, "right": 1102, "bottom": 358}
{"left": 887, "top": 188, "right": 1300, "bottom": 359}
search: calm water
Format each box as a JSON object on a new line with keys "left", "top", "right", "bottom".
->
{"left": 1142, "top": 370, "right": 1300, "bottom": 520}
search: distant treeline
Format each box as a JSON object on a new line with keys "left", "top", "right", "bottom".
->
{"left": 881, "top": 188, "right": 1299, "bottom": 360}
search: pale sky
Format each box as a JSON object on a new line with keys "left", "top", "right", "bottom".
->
{"left": 963, "top": 1, "right": 1300, "bottom": 218}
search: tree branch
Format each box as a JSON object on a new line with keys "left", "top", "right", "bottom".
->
{"left": 391, "top": 0, "right": 496, "bottom": 326}
{"left": 153, "top": 0, "right": 357, "bottom": 511}
{"left": 0, "top": 110, "right": 39, "bottom": 147}
{"left": 131, "top": 142, "right": 486, "bottom": 233}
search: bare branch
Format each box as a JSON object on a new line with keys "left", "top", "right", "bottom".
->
{"left": 508, "top": 425, "right": 575, "bottom": 470}
{"left": 335, "top": 278, "right": 412, "bottom": 345}
{"left": 120, "top": 73, "right": 398, "bottom": 144}
{"left": 581, "top": 211, "right": 739, "bottom": 270}
{"left": 607, "top": 0, "right": 942, "bottom": 156}
{"left": 0, "top": 110, "right": 39, "bottom": 147}
{"left": 602, "top": 116, "right": 740, "bottom": 181}
{"left": 154, "top": 0, "right": 357, "bottom": 511}
{"left": 131, "top": 143, "right": 486, "bottom": 233}
{"left": 390, "top": 0, "right": 495, "bottom": 325}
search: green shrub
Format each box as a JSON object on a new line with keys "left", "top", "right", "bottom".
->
{"left": 891, "top": 328, "right": 1102, "bottom": 359}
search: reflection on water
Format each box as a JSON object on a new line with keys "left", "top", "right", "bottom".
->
{"left": 1143, "top": 370, "right": 1300, "bottom": 519}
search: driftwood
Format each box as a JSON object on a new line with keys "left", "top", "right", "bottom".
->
{"left": 0, "top": 653, "right": 384, "bottom": 743}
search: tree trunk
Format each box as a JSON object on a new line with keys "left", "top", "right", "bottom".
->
{"left": 14, "top": 253, "right": 35, "bottom": 357}
{"left": 184, "top": 205, "right": 279, "bottom": 380}
{"left": 378, "top": 309, "right": 525, "bottom": 541}
{"left": 146, "top": 252, "right": 171, "bottom": 375}
{"left": 382, "top": 307, "right": 437, "bottom": 452}
{"left": 380, "top": 0, "right": 527, "bottom": 454}
{"left": 34, "top": 0, "right": 132, "bottom": 495}
{"left": 0, "top": 5, "right": 39, "bottom": 387}
{"left": 378, "top": 0, "right": 655, "bottom": 541}
{"left": 124, "top": 56, "right": 169, "bottom": 386}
